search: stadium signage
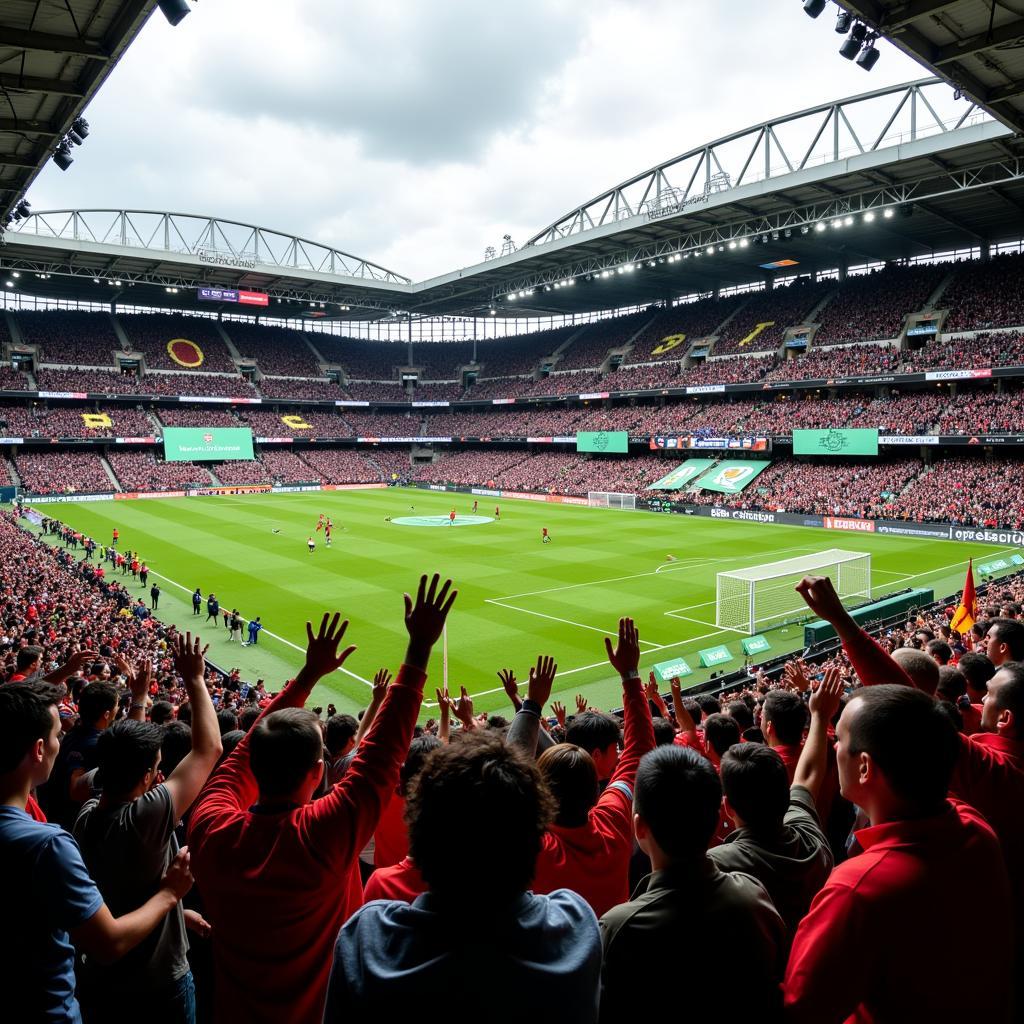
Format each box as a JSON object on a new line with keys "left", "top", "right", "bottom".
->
{"left": 793, "top": 428, "right": 879, "bottom": 457}
{"left": 875, "top": 521, "right": 951, "bottom": 540}
{"left": 879, "top": 435, "right": 940, "bottom": 446}
{"left": 411, "top": 401, "right": 450, "bottom": 407}
{"left": 653, "top": 657, "right": 693, "bottom": 681}
{"left": 710, "top": 508, "right": 776, "bottom": 523}
{"left": 26, "top": 492, "right": 113, "bottom": 503}
{"left": 491, "top": 398, "right": 516, "bottom": 405}
{"left": 0, "top": 437, "right": 24, "bottom": 444}
{"left": 823, "top": 516, "right": 875, "bottom": 532}
{"left": 686, "top": 385, "right": 726, "bottom": 395}
{"left": 951, "top": 527, "right": 1024, "bottom": 548}
{"left": 471, "top": 487, "right": 502, "bottom": 497}
{"left": 197, "top": 249, "right": 257, "bottom": 271}
{"left": 39, "top": 391, "right": 87, "bottom": 400}
{"left": 578, "top": 392, "right": 611, "bottom": 400}
{"left": 115, "top": 437, "right": 157, "bottom": 444}
{"left": 272, "top": 485, "right": 322, "bottom": 493}
{"left": 742, "top": 635, "right": 771, "bottom": 656}
{"left": 924, "top": 369, "right": 993, "bottom": 381}
{"left": 698, "top": 644, "right": 734, "bottom": 667}
{"left": 115, "top": 490, "right": 187, "bottom": 500}
{"left": 188, "top": 485, "right": 271, "bottom": 496}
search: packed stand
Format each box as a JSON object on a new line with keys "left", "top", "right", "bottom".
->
{"left": 410, "top": 449, "right": 531, "bottom": 487}
{"left": 295, "top": 447, "right": 389, "bottom": 483}
{"left": 422, "top": 408, "right": 582, "bottom": 437}
{"left": 340, "top": 381, "right": 410, "bottom": 402}
{"left": 156, "top": 407, "right": 240, "bottom": 428}
{"left": 16, "top": 310, "right": 123, "bottom": 367}
{"left": 15, "top": 451, "right": 114, "bottom": 494}
{"left": 903, "top": 331, "right": 1024, "bottom": 371}
{"left": 813, "top": 264, "right": 944, "bottom": 344}
{"left": 763, "top": 342, "right": 901, "bottom": 382}
{"left": 935, "top": 385, "right": 1024, "bottom": 435}
{"left": 211, "top": 459, "right": 273, "bottom": 486}
{"left": 522, "top": 370, "right": 604, "bottom": 397}
{"left": 555, "top": 312, "right": 650, "bottom": 371}
{"left": 33, "top": 368, "right": 256, "bottom": 399}
{"left": 256, "top": 377, "right": 342, "bottom": 401}
{"left": 0, "top": 366, "right": 29, "bottom": 390}
{"left": 714, "top": 279, "right": 829, "bottom": 355}
{"left": 106, "top": 451, "right": 212, "bottom": 492}
{"left": 260, "top": 448, "right": 324, "bottom": 483}
{"left": 0, "top": 404, "right": 154, "bottom": 439}
{"left": 679, "top": 354, "right": 774, "bottom": 385}
{"left": 236, "top": 408, "right": 352, "bottom": 437}
{"left": 460, "top": 376, "right": 537, "bottom": 400}
{"left": 225, "top": 323, "right": 321, "bottom": 377}
{"left": 407, "top": 340, "right": 474, "bottom": 378}
{"left": 313, "top": 336, "right": 407, "bottom": 378}
{"left": 848, "top": 391, "right": 950, "bottom": 433}
{"left": 626, "top": 296, "right": 745, "bottom": 362}
{"left": 943, "top": 250, "right": 1024, "bottom": 331}
{"left": 342, "top": 412, "right": 425, "bottom": 437}
{"left": 603, "top": 361, "right": 682, "bottom": 391}
{"left": 475, "top": 326, "right": 576, "bottom": 376}
{"left": 118, "top": 313, "right": 237, "bottom": 373}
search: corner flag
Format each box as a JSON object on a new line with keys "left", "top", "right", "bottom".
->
{"left": 950, "top": 559, "right": 977, "bottom": 635}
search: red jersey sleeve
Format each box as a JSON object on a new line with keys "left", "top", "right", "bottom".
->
{"left": 841, "top": 628, "right": 916, "bottom": 689}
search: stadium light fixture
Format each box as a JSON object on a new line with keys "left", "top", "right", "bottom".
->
{"left": 835, "top": 10, "right": 852, "bottom": 32}
{"left": 507, "top": 292, "right": 516, "bottom": 300}
{"left": 14, "top": 200, "right": 31, "bottom": 220}
{"left": 601, "top": 270, "right": 610, "bottom": 278}
{"left": 864, "top": 210, "right": 876, "bottom": 222}
{"left": 844, "top": 215, "right": 854, "bottom": 226}
{"left": 815, "top": 222, "right": 827, "bottom": 232}
{"left": 5, "top": 280, "right": 13, "bottom": 288}
{"left": 839, "top": 22, "right": 867, "bottom": 59}
{"left": 624, "top": 263, "right": 635, "bottom": 272}
{"left": 11, "top": 271, "right": 19, "bottom": 278}
{"left": 728, "top": 241, "right": 736, "bottom": 250}
{"left": 706, "top": 245, "right": 715, "bottom": 255}
{"left": 803, "top": 0, "right": 827, "bottom": 17}
{"left": 856, "top": 36, "right": 880, "bottom": 70}
{"left": 52, "top": 141, "right": 74, "bottom": 171}
{"left": 884, "top": 208, "right": 894, "bottom": 218}
{"left": 739, "top": 238, "right": 749, "bottom": 248}
{"left": 158, "top": 0, "right": 191, "bottom": 25}
{"left": 489, "top": 308, "right": 496, "bottom": 315}
{"left": 93, "top": 277, "right": 101, "bottom": 284}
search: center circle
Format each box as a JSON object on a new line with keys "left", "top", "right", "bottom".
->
{"left": 389, "top": 515, "right": 495, "bottom": 527}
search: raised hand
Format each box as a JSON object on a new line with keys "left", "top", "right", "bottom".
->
{"left": 551, "top": 700, "right": 566, "bottom": 728}
{"left": 795, "top": 576, "right": 848, "bottom": 626}
{"left": 527, "top": 655, "right": 557, "bottom": 707}
{"left": 575, "top": 693, "right": 588, "bottom": 715}
{"left": 300, "top": 613, "right": 357, "bottom": 683}
{"left": 809, "top": 666, "right": 845, "bottom": 722}
{"left": 452, "top": 685, "right": 475, "bottom": 729}
{"left": 644, "top": 674, "right": 660, "bottom": 702}
{"left": 403, "top": 574, "right": 457, "bottom": 668}
{"left": 498, "top": 668, "right": 520, "bottom": 708}
{"left": 604, "top": 616, "right": 641, "bottom": 677}
{"left": 371, "top": 668, "right": 393, "bottom": 703}
{"left": 783, "top": 658, "right": 812, "bottom": 693}
{"left": 172, "top": 632, "right": 208, "bottom": 686}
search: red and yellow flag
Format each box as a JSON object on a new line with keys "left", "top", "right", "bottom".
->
{"left": 950, "top": 559, "right": 977, "bottom": 635}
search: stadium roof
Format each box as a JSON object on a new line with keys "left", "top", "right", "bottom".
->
{"left": 0, "top": 0, "right": 156, "bottom": 221}
{"left": 835, "top": 0, "right": 1024, "bottom": 137}
{"left": 3, "top": 78, "right": 1024, "bottom": 323}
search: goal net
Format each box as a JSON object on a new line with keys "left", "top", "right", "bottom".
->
{"left": 588, "top": 491, "right": 636, "bottom": 510}
{"left": 716, "top": 548, "right": 871, "bottom": 634}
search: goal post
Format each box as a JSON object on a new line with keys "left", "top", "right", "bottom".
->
{"left": 587, "top": 491, "right": 636, "bottom": 510}
{"left": 715, "top": 548, "right": 871, "bottom": 634}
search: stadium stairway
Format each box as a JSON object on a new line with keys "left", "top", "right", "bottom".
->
{"left": 925, "top": 268, "right": 958, "bottom": 309}
{"left": 6, "top": 456, "right": 21, "bottom": 487}
{"left": 109, "top": 314, "right": 132, "bottom": 352}
{"left": 99, "top": 456, "right": 122, "bottom": 492}
{"left": 217, "top": 323, "right": 243, "bottom": 361}
{"left": 614, "top": 312, "right": 660, "bottom": 366}
{"left": 805, "top": 287, "right": 838, "bottom": 325}
{"left": 706, "top": 296, "right": 753, "bottom": 352}
{"left": 548, "top": 324, "right": 592, "bottom": 366}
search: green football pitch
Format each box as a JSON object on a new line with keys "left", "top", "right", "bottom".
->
{"left": 34, "top": 487, "right": 1016, "bottom": 719}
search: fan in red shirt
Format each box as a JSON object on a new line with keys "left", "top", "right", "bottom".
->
{"left": 515, "top": 621, "right": 656, "bottom": 917}
{"left": 188, "top": 574, "right": 457, "bottom": 1024}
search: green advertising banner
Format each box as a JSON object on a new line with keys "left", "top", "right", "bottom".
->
{"left": 793, "top": 428, "right": 879, "bottom": 456}
{"left": 741, "top": 635, "right": 771, "bottom": 656}
{"left": 978, "top": 559, "right": 1010, "bottom": 574}
{"left": 653, "top": 657, "right": 694, "bottom": 682}
{"left": 698, "top": 644, "right": 734, "bottom": 668}
{"left": 163, "top": 427, "right": 255, "bottom": 462}
{"left": 647, "top": 459, "right": 717, "bottom": 491}
{"left": 697, "top": 460, "right": 771, "bottom": 494}
{"left": 1013, "top": 555, "right": 1024, "bottom": 566}
{"left": 576, "top": 430, "right": 629, "bottom": 454}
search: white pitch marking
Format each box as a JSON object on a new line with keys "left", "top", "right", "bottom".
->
{"left": 486, "top": 599, "right": 660, "bottom": 648}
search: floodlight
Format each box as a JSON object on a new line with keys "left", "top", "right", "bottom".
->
{"left": 803, "top": 0, "right": 827, "bottom": 17}
{"left": 15, "top": 200, "right": 30, "bottom": 219}
{"left": 844, "top": 215, "right": 854, "bottom": 226}
{"left": 856, "top": 37, "right": 880, "bottom": 70}
{"left": 52, "top": 141, "right": 74, "bottom": 170}
{"left": 835, "top": 10, "right": 852, "bottom": 32}
{"left": 883, "top": 208, "right": 894, "bottom": 218}
{"left": 864, "top": 211, "right": 876, "bottom": 222}
{"left": 739, "top": 238, "right": 749, "bottom": 248}
{"left": 158, "top": 0, "right": 191, "bottom": 25}
{"left": 706, "top": 246, "right": 715, "bottom": 255}
{"left": 839, "top": 22, "right": 867, "bottom": 59}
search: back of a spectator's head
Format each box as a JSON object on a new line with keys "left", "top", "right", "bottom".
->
{"left": 238, "top": 705, "right": 261, "bottom": 732}
{"left": 537, "top": 743, "right": 599, "bottom": 827}
{"left": 249, "top": 707, "right": 323, "bottom": 799}
{"left": 958, "top": 651, "right": 995, "bottom": 698}
{"left": 0, "top": 681, "right": 62, "bottom": 777}
{"left": 149, "top": 700, "right": 174, "bottom": 726}
{"left": 652, "top": 717, "right": 677, "bottom": 746}
{"left": 703, "top": 713, "right": 741, "bottom": 760}
{"left": 999, "top": 603, "right": 1021, "bottom": 620}
{"left": 982, "top": 661, "right": 1024, "bottom": 737}
{"left": 925, "top": 639, "right": 952, "bottom": 666}
{"left": 986, "top": 618, "right": 1024, "bottom": 666}
{"left": 971, "top": 620, "right": 990, "bottom": 643}
{"left": 400, "top": 734, "right": 441, "bottom": 794}
{"left": 936, "top": 665, "right": 967, "bottom": 703}
{"left": 219, "top": 730, "right": 246, "bottom": 765}
{"left": 160, "top": 720, "right": 192, "bottom": 776}
{"left": 564, "top": 710, "right": 620, "bottom": 779}
{"left": 726, "top": 700, "right": 754, "bottom": 732}
{"left": 720, "top": 742, "right": 790, "bottom": 831}
{"left": 634, "top": 745, "right": 721, "bottom": 862}
{"left": 841, "top": 685, "right": 959, "bottom": 815}
{"left": 762, "top": 690, "right": 807, "bottom": 746}
{"left": 407, "top": 731, "right": 553, "bottom": 905}
{"left": 216, "top": 708, "right": 238, "bottom": 736}
{"left": 697, "top": 696, "right": 721, "bottom": 720}
{"left": 15, "top": 645, "right": 43, "bottom": 674}
{"left": 892, "top": 647, "right": 941, "bottom": 696}
{"left": 324, "top": 713, "right": 358, "bottom": 757}
{"left": 96, "top": 720, "right": 163, "bottom": 796}
{"left": 682, "top": 697, "right": 702, "bottom": 724}
{"left": 78, "top": 681, "right": 119, "bottom": 729}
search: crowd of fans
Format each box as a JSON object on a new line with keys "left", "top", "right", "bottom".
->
{"left": 626, "top": 297, "right": 745, "bottom": 362}
{"left": 6, "top": 505, "right": 1020, "bottom": 1022}
{"left": 14, "top": 451, "right": 114, "bottom": 494}
{"left": 943, "top": 250, "right": 1024, "bottom": 331}
{"left": 0, "top": 404, "right": 154, "bottom": 439}
{"left": 226, "top": 324, "right": 321, "bottom": 377}
{"left": 157, "top": 408, "right": 240, "bottom": 428}
{"left": 106, "top": 452, "right": 212, "bottom": 492}
{"left": 763, "top": 342, "right": 901, "bottom": 382}
{"left": 713, "top": 280, "right": 829, "bottom": 355}
{"left": 256, "top": 378, "right": 342, "bottom": 401}
{"left": 903, "top": 331, "right": 1024, "bottom": 371}
{"left": 14, "top": 310, "right": 124, "bottom": 366}
{"left": 296, "top": 447, "right": 394, "bottom": 484}
{"left": 119, "top": 315, "right": 237, "bottom": 374}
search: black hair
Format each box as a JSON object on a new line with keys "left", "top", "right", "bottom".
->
{"left": 989, "top": 619, "right": 1024, "bottom": 661}
{"left": 565, "top": 710, "right": 621, "bottom": 756}
{"left": 249, "top": 707, "right": 323, "bottom": 797}
{"left": 990, "top": 661, "right": 1024, "bottom": 723}
{"left": 15, "top": 645, "right": 43, "bottom": 673}
{"left": 720, "top": 743, "right": 790, "bottom": 831}
{"left": 726, "top": 700, "right": 754, "bottom": 732}
{"left": 160, "top": 721, "right": 192, "bottom": 776}
{"left": 407, "top": 731, "right": 554, "bottom": 904}
{"left": 149, "top": 700, "right": 174, "bottom": 726}
{"left": 0, "top": 681, "right": 62, "bottom": 774}
{"left": 957, "top": 652, "right": 995, "bottom": 694}
{"left": 538, "top": 743, "right": 599, "bottom": 827}
{"left": 925, "top": 640, "right": 952, "bottom": 666}
{"left": 77, "top": 681, "right": 119, "bottom": 727}
{"left": 846, "top": 685, "right": 959, "bottom": 811}
{"left": 324, "top": 713, "right": 358, "bottom": 756}
{"left": 219, "top": 730, "right": 246, "bottom": 765}
{"left": 238, "top": 706, "right": 262, "bottom": 732}
{"left": 936, "top": 665, "right": 967, "bottom": 703}
{"left": 652, "top": 718, "right": 677, "bottom": 746}
{"left": 762, "top": 690, "right": 808, "bottom": 746}
{"left": 216, "top": 708, "right": 238, "bottom": 736}
{"left": 400, "top": 734, "right": 442, "bottom": 793}
{"left": 703, "top": 713, "right": 742, "bottom": 758}
{"left": 96, "top": 720, "right": 164, "bottom": 795}
{"left": 634, "top": 745, "right": 721, "bottom": 860}
{"left": 697, "top": 696, "right": 721, "bottom": 719}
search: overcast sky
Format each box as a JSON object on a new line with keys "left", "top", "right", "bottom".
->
{"left": 30, "top": 0, "right": 928, "bottom": 281}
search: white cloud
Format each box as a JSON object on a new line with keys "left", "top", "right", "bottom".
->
{"left": 30, "top": 0, "right": 927, "bottom": 280}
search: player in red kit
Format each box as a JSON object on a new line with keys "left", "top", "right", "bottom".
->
{"left": 542, "top": 528, "right": 550, "bottom": 544}
{"left": 325, "top": 519, "right": 333, "bottom": 547}
{"left": 448, "top": 508, "right": 456, "bottom": 526}
{"left": 495, "top": 506, "right": 500, "bottom": 520}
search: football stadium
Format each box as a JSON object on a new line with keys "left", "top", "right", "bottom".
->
{"left": 3, "top": 1, "right": 1024, "bottom": 1021}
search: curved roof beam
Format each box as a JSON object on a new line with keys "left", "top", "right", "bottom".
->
{"left": 525, "top": 77, "right": 991, "bottom": 247}
{"left": 8, "top": 209, "right": 410, "bottom": 283}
